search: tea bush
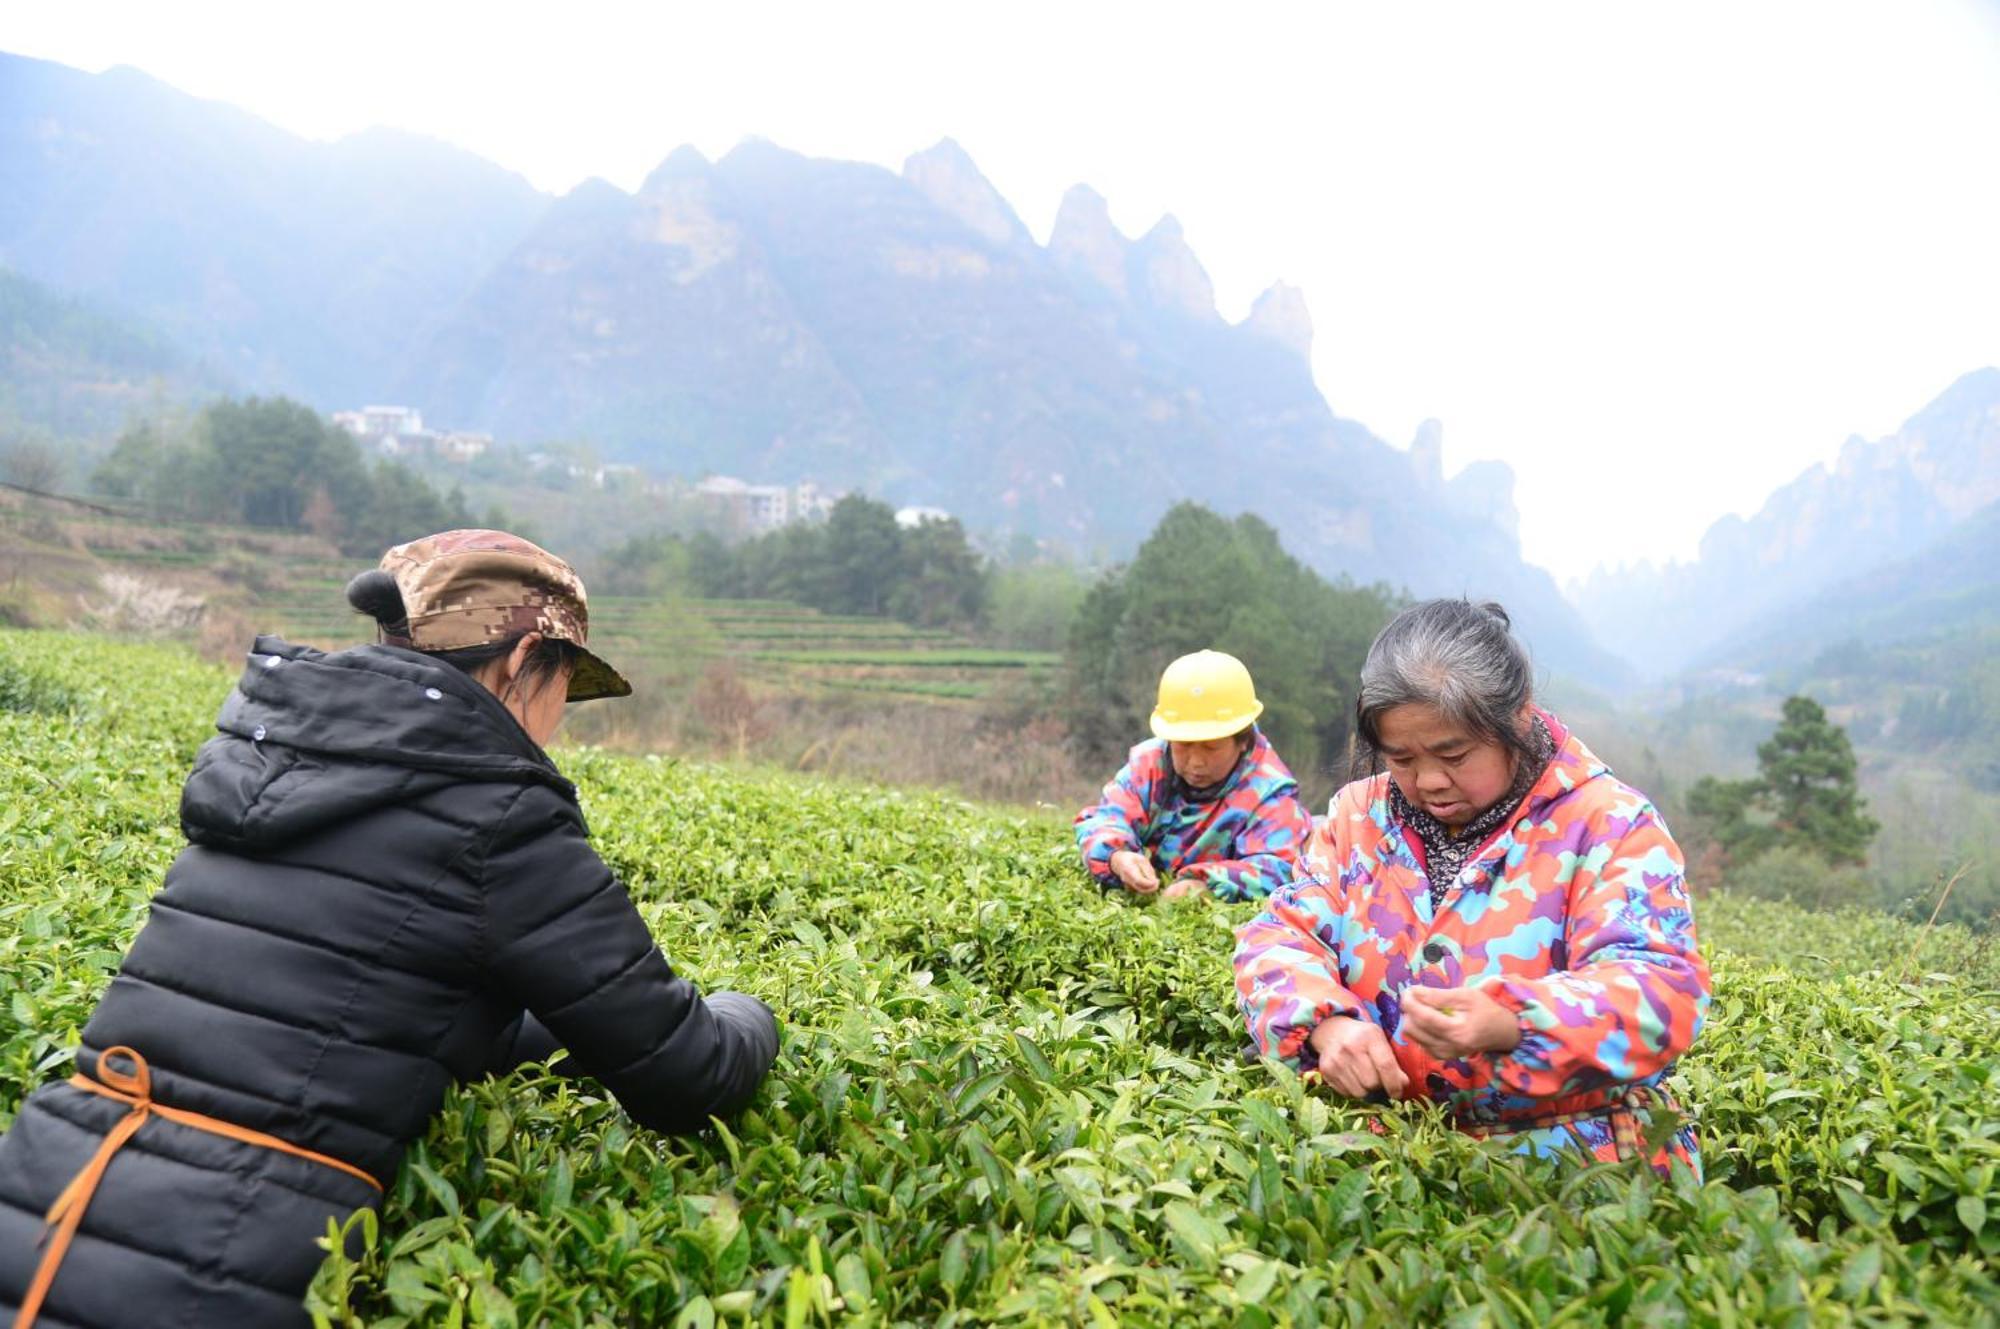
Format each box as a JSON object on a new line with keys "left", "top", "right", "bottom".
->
{"left": 2, "top": 629, "right": 1997, "bottom": 1327}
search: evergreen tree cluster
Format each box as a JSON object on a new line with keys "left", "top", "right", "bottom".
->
{"left": 92, "top": 397, "right": 486, "bottom": 557}
{"left": 1064, "top": 503, "right": 1401, "bottom": 788}
{"left": 604, "top": 495, "right": 990, "bottom": 629}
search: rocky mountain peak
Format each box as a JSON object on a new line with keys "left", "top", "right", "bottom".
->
{"left": 1574, "top": 365, "right": 2000, "bottom": 677}
{"left": 1244, "top": 281, "right": 1313, "bottom": 360}
{"left": 1409, "top": 419, "right": 1445, "bottom": 487}
{"left": 1446, "top": 459, "right": 1521, "bottom": 546}
{"left": 1048, "top": 184, "right": 1130, "bottom": 298}
{"left": 548, "top": 176, "right": 631, "bottom": 220}
{"left": 640, "top": 144, "right": 713, "bottom": 194}
{"left": 1133, "top": 214, "right": 1219, "bottom": 321}
{"left": 901, "top": 138, "right": 1029, "bottom": 249}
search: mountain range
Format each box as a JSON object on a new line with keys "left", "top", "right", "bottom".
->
{"left": 1574, "top": 367, "right": 2000, "bottom": 678}
{"left": 15, "top": 48, "right": 1994, "bottom": 693}
{"left": 0, "top": 50, "right": 1628, "bottom": 677}
{"left": 0, "top": 54, "right": 543, "bottom": 405}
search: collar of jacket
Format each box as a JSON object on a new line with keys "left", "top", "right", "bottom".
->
{"left": 222, "top": 635, "right": 574, "bottom": 792}
{"left": 179, "top": 636, "right": 581, "bottom": 854}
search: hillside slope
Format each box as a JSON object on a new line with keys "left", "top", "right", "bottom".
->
{"left": 0, "top": 52, "right": 549, "bottom": 404}
{"left": 2, "top": 630, "right": 1996, "bottom": 1324}
{"left": 1576, "top": 367, "right": 2000, "bottom": 676}
{"left": 0, "top": 265, "right": 215, "bottom": 436}
{"left": 1703, "top": 496, "right": 2000, "bottom": 672}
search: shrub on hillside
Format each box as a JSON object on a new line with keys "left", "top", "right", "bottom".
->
{"left": 91, "top": 398, "right": 489, "bottom": 556}
{"left": 1064, "top": 503, "right": 1399, "bottom": 793}
{"left": 605, "top": 497, "right": 992, "bottom": 630}
{"left": 1718, "top": 843, "right": 1880, "bottom": 914}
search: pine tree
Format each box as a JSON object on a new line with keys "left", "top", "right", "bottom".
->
{"left": 1758, "top": 695, "right": 1880, "bottom": 865}
{"left": 1689, "top": 695, "right": 1880, "bottom": 867}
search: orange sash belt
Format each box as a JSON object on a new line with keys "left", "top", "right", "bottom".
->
{"left": 14, "top": 1046, "right": 382, "bottom": 1329}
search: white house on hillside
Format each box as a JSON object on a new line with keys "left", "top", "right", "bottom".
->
{"left": 697, "top": 476, "right": 842, "bottom": 534}
{"left": 437, "top": 431, "right": 492, "bottom": 463}
{"left": 333, "top": 407, "right": 492, "bottom": 464}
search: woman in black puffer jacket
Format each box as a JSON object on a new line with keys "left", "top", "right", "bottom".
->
{"left": 0, "top": 529, "right": 780, "bottom": 1329}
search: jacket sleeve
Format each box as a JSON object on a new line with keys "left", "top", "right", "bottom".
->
{"left": 1482, "top": 799, "right": 1711, "bottom": 1099}
{"left": 479, "top": 783, "right": 780, "bottom": 1134}
{"left": 1190, "top": 787, "right": 1313, "bottom": 902}
{"left": 1233, "top": 816, "right": 1372, "bottom": 1066}
{"left": 1073, "top": 749, "right": 1156, "bottom": 884}
{"left": 470, "top": 1011, "right": 568, "bottom": 1080}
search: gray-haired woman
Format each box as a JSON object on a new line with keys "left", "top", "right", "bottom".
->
{"left": 1234, "top": 599, "right": 1711, "bottom": 1174}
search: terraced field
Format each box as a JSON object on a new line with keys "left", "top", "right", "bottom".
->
{"left": 536, "top": 598, "right": 1055, "bottom": 705}
{"left": 3, "top": 491, "right": 1050, "bottom": 705}
{"left": 244, "top": 589, "right": 1055, "bottom": 704}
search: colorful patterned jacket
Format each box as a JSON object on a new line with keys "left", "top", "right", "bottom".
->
{"left": 1074, "top": 729, "right": 1312, "bottom": 901}
{"left": 1233, "top": 713, "right": 1710, "bottom": 1172}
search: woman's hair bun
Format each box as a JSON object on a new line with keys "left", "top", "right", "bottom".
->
{"left": 345, "top": 569, "right": 407, "bottom": 629}
{"left": 1475, "top": 601, "right": 1512, "bottom": 630}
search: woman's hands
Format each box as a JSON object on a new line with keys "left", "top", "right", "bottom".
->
{"left": 1307, "top": 1016, "right": 1410, "bottom": 1099}
{"left": 1399, "top": 985, "right": 1522, "bottom": 1058}
{"left": 1304, "top": 986, "right": 1522, "bottom": 1100}
{"left": 1108, "top": 850, "right": 1159, "bottom": 893}
{"left": 1108, "top": 853, "right": 1208, "bottom": 901}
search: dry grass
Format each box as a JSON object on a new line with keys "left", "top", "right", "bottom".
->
{"left": 564, "top": 660, "right": 1099, "bottom": 810}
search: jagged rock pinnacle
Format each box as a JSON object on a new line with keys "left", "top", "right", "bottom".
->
{"left": 1410, "top": 419, "right": 1445, "bottom": 487}
{"left": 1048, "top": 184, "right": 1129, "bottom": 297}
{"left": 902, "top": 138, "right": 1029, "bottom": 248}
{"left": 1135, "top": 215, "right": 1218, "bottom": 321}
{"left": 1245, "top": 281, "right": 1313, "bottom": 360}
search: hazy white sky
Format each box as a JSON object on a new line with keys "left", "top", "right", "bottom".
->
{"left": 8, "top": 1, "right": 2000, "bottom": 580}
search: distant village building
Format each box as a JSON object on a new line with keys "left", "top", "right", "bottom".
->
{"left": 361, "top": 405, "right": 423, "bottom": 437}
{"left": 521, "top": 455, "right": 643, "bottom": 489}
{"left": 332, "top": 406, "right": 490, "bottom": 465}
{"left": 696, "top": 476, "right": 788, "bottom": 532}
{"left": 895, "top": 504, "right": 953, "bottom": 529}
{"left": 697, "top": 476, "right": 841, "bottom": 534}
{"left": 437, "top": 431, "right": 492, "bottom": 463}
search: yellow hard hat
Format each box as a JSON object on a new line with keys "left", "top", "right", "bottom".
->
{"left": 1149, "top": 649, "right": 1264, "bottom": 742}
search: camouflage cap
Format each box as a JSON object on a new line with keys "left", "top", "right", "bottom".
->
{"left": 376, "top": 529, "right": 631, "bottom": 702}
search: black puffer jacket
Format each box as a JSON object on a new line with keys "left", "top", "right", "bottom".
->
{"left": 0, "top": 636, "right": 779, "bottom": 1328}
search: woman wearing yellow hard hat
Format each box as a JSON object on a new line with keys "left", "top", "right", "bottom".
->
{"left": 1074, "top": 650, "right": 1313, "bottom": 901}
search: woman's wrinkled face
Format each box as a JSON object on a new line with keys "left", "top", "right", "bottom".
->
{"left": 1170, "top": 734, "right": 1247, "bottom": 789}
{"left": 1376, "top": 703, "right": 1522, "bottom": 832}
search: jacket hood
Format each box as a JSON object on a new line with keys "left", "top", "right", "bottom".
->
{"left": 181, "top": 635, "right": 575, "bottom": 850}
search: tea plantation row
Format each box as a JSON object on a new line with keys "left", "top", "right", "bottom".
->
{"left": 2, "top": 631, "right": 1997, "bottom": 1327}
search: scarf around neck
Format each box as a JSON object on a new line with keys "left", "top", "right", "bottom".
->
{"left": 1389, "top": 712, "right": 1557, "bottom": 911}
